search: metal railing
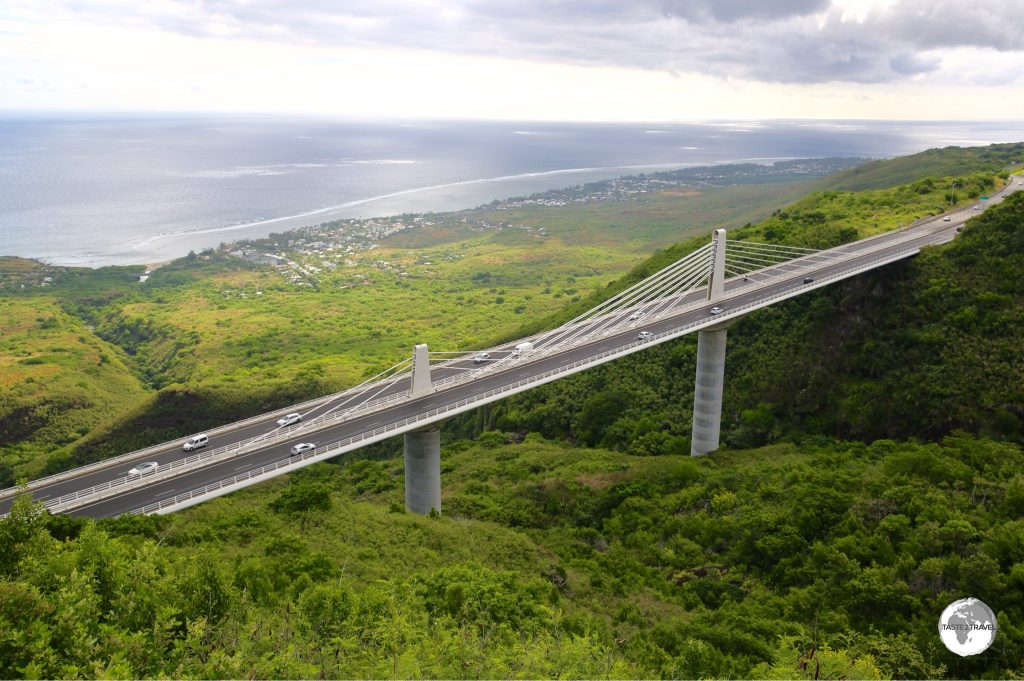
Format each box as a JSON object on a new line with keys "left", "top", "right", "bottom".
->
{"left": 0, "top": 363, "right": 416, "bottom": 501}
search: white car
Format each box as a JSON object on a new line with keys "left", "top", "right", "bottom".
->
{"left": 182, "top": 434, "right": 208, "bottom": 451}
{"left": 943, "top": 216, "right": 951, "bottom": 222}
{"left": 290, "top": 442, "right": 316, "bottom": 456}
{"left": 127, "top": 461, "right": 159, "bottom": 477}
{"left": 628, "top": 311, "right": 644, "bottom": 321}
{"left": 637, "top": 331, "right": 654, "bottom": 341}
{"left": 473, "top": 352, "right": 490, "bottom": 364}
{"left": 710, "top": 306, "right": 724, "bottom": 315}
{"left": 277, "top": 412, "right": 302, "bottom": 427}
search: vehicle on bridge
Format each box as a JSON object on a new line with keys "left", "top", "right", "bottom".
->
{"left": 803, "top": 277, "right": 814, "bottom": 284}
{"left": 277, "top": 413, "right": 302, "bottom": 427}
{"left": 290, "top": 442, "right": 316, "bottom": 456}
{"left": 710, "top": 306, "right": 724, "bottom": 315}
{"left": 637, "top": 331, "right": 654, "bottom": 341}
{"left": 510, "top": 342, "right": 533, "bottom": 357}
{"left": 127, "top": 462, "right": 159, "bottom": 477}
{"left": 628, "top": 311, "right": 645, "bottom": 321}
{"left": 473, "top": 352, "right": 491, "bottom": 364}
{"left": 182, "top": 434, "right": 209, "bottom": 451}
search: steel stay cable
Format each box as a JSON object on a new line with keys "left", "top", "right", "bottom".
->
{"left": 725, "top": 239, "right": 824, "bottom": 254}
{"left": 533, "top": 243, "right": 712, "bottom": 350}
{"left": 629, "top": 258, "right": 716, "bottom": 323}
{"left": 532, "top": 242, "right": 712, "bottom": 350}
{"left": 548, "top": 256, "right": 712, "bottom": 348}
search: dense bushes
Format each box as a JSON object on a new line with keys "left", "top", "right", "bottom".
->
{"left": 4, "top": 432, "right": 1022, "bottom": 677}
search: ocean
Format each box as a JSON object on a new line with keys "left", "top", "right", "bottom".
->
{"left": 0, "top": 116, "right": 1021, "bottom": 267}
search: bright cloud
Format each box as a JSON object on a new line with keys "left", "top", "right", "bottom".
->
{"left": 0, "top": 0, "right": 1022, "bottom": 120}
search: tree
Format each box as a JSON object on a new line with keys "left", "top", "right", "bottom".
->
{"left": 270, "top": 481, "right": 333, "bottom": 515}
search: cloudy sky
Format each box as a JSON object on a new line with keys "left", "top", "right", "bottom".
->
{"left": 2, "top": 0, "right": 1023, "bottom": 120}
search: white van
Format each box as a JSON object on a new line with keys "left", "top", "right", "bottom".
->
{"left": 183, "top": 434, "right": 209, "bottom": 451}
{"left": 511, "top": 341, "right": 534, "bottom": 357}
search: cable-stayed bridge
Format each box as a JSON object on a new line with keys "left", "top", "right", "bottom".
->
{"left": 1, "top": 179, "right": 1019, "bottom": 518}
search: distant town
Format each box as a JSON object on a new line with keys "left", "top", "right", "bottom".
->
{"left": 223, "top": 158, "right": 862, "bottom": 288}
{"left": 0, "top": 158, "right": 861, "bottom": 291}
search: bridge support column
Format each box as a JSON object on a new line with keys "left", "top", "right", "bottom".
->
{"left": 691, "top": 229, "right": 730, "bottom": 457}
{"left": 404, "top": 427, "right": 441, "bottom": 514}
{"left": 691, "top": 328, "right": 727, "bottom": 456}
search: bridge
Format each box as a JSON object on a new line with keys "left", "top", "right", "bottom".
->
{"left": 2, "top": 178, "right": 1019, "bottom": 518}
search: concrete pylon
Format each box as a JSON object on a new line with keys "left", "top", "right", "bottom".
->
{"left": 691, "top": 228, "right": 729, "bottom": 456}
{"left": 707, "top": 228, "right": 726, "bottom": 301}
{"left": 410, "top": 343, "right": 432, "bottom": 398}
{"left": 404, "top": 427, "right": 441, "bottom": 514}
{"left": 691, "top": 328, "right": 728, "bottom": 456}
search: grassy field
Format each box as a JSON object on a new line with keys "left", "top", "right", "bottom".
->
{"left": 453, "top": 182, "right": 819, "bottom": 252}
{"left": 810, "top": 141, "right": 1024, "bottom": 192}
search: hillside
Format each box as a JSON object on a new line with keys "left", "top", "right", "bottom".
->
{"left": 1, "top": 145, "right": 1023, "bottom": 679}
{"left": 811, "top": 141, "right": 1024, "bottom": 192}
{"left": 489, "top": 185, "right": 1024, "bottom": 453}
{"left": 2, "top": 431, "right": 1022, "bottom": 678}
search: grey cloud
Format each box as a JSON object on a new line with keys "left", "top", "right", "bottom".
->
{"left": 48, "top": 0, "right": 1024, "bottom": 84}
{"left": 885, "top": 1, "right": 1024, "bottom": 51}
{"left": 656, "top": 0, "right": 830, "bottom": 23}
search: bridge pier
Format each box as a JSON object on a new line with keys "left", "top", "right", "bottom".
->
{"left": 404, "top": 427, "right": 441, "bottom": 514}
{"left": 691, "top": 328, "right": 727, "bottom": 456}
{"left": 691, "top": 227, "right": 728, "bottom": 457}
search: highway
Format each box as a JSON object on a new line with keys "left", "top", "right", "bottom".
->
{"left": 2, "top": 177, "right": 1019, "bottom": 518}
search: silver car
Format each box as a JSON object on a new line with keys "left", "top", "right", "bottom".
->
{"left": 127, "top": 461, "right": 159, "bottom": 477}
{"left": 277, "top": 412, "right": 302, "bottom": 427}
{"left": 290, "top": 442, "right": 316, "bottom": 456}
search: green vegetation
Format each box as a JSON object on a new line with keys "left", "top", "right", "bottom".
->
{"left": 2, "top": 144, "right": 1023, "bottom": 678}
{"left": 2, "top": 431, "right": 1022, "bottom": 678}
{"left": 456, "top": 181, "right": 818, "bottom": 251}
{"left": 810, "top": 142, "right": 1024, "bottom": 192}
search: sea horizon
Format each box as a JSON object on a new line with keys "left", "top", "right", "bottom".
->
{"left": 2, "top": 116, "right": 1022, "bottom": 268}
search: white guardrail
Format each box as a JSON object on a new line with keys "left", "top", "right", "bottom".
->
{"left": 14, "top": 217, "right": 955, "bottom": 516}
{"left": 0, "top": 364, "right": 419, "bottom": 502}
{"left": 35, "top": 372, "right": 427, "bottom": 514}
{"left": 131, "top": 236, "right": 936, "bottom": 515}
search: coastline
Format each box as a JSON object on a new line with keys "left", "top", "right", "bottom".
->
{"left": 2, "top": 157, "right": 841, "bottom": 270}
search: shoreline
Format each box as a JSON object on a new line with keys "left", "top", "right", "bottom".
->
{"left": 2, "top": 156, "right": 855, "bottom": 271}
